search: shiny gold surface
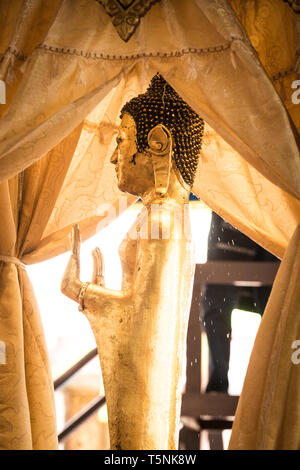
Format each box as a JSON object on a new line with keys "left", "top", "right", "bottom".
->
{"left": 61, "top": 110, "right": 196, "bottom": 450}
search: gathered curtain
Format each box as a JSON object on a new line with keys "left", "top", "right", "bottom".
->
{"left": 0, "top": 0, "right": 299, "bottom": 449}
{"left": 0, "top": 125, "right": 82, "bottom": 449}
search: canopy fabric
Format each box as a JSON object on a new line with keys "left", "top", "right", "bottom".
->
{"left": 0, "top": 0, "right": 299, "bottom": 449}
{"left": 0, "top": 0, "right": 299, "bottom": 260}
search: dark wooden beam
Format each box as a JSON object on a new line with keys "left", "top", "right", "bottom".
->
{"left": 181, "top": 392, "right": 239, "bottom": 417}
{"left": 194, "top": 261, "right": 280, "bottom": 286}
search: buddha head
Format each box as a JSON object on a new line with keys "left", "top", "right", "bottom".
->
{"left": 111, "top": 73, "right": 204, "bottom": 197}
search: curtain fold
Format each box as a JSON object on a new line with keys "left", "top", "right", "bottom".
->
{"left": 229, "top": 221, "right": 300, "bottom": 449}
{"left": 0, "top": 262, "right": 31, "bottom": 449}
{"left": 224, "top": 0, "right": 300, "bottom": 450}
{"left": 0, "top": 0, "right": 299, "bottom": 260}
{"left": 0, "top": 0, "right": 299, "bottom": 449}
{"left": 0, "top": 0, "right": 62, "bottom": 117}
{"left": 229, "top": 0, "right": 300, "bottom": 132}
{"left": 0, "top": 124, "right": 82, "bottom": 449}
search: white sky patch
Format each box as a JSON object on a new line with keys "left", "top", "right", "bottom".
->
{"left": 0, "top": 341, "right": 6, "bottom": 365}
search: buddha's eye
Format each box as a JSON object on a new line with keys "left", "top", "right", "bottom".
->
{"left": 116, "top": 137, "right": 123, "bottom": 145}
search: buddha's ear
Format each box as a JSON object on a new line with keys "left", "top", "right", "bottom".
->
{"left": 147, "top": 124, "right": 172, "bottom": 196}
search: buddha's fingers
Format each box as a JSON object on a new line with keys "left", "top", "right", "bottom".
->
{"left": 92, "top": 247, "right": 105, "bottom": 286}
{"left": 61, "top": 224, "right": 82, "bottom": 300}
{"left": 71, "top": 224, "right": 81, "bottom": 258}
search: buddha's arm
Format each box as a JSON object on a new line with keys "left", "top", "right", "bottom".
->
{"left": 61, "top": 214, "right": 187, "bottom": 316}
{"left": 60, "top": 224, "right": 130, "bottom": 310}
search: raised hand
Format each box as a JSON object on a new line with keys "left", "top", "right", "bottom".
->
{"left": 61, "top": 224, "right": 106, "bottom": 306}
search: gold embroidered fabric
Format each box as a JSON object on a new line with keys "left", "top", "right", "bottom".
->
{"left": 0, "top": 0, "right": 299, "bottom": 450}
{"left": 95, "top": 0, "right": 161, "bottom": 42}
{"left": 284, "top": 0, "right": 300, "bottom": 13}
{"left": 229, "top": 0, "right": 300, "bottom": 136}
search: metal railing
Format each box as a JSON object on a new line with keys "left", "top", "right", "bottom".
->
{"left": 58, "top": 394, "right": 106, "bottom": 442}
{"left": 54, "top": 348, "right": 98, "bottom": 391}
{"left": 54, "top": 347, "right": 106, "bottom": 442}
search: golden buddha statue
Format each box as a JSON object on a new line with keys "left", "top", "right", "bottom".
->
{"left": 61, "top": 74, "right": 204, "bottom": 450}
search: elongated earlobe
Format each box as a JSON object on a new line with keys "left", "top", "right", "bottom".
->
{"left": 147, "top": 124, "right": 172, "bottom": 195}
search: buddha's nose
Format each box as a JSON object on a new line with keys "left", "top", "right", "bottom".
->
{"left": 110, "top": 147, "right": 118, "bottom": 165}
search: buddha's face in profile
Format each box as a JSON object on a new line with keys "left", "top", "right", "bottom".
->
{"left": 111, "top": 113, "right": 155, "bottom": 196}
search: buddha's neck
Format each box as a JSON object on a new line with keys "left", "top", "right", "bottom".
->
{"left": 141, "top": 171, "right": 190, "bottom": 208}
